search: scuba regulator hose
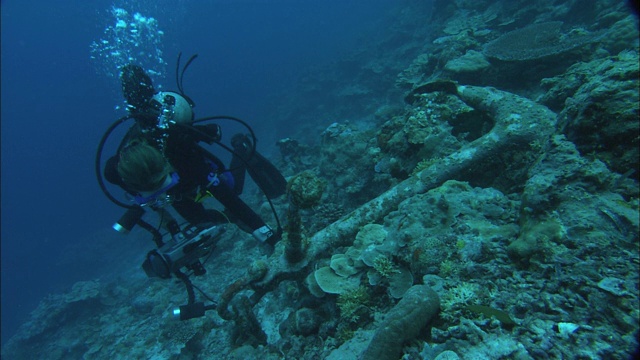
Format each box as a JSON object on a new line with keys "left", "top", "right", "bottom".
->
{"left": 172, "top": 269, "right": 217, "bottom": 320}
{"left": 95, "top": 115, "right": 136, "bottom": 209}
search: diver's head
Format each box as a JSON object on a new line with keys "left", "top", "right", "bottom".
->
{"left": 150, "top": 91, "right": 194, "bottom": 124}
{"left": 117, "top": 141, "right": 173, "bottom": 193}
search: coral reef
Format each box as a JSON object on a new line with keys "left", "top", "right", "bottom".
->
{"left": 444, "top": 50, "right": 491, "bottom": 73}
{"left": 3, "top": 0, "right": 638, "bottom": 359}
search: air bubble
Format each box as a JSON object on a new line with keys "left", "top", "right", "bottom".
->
{"left": 89, "top": 5, "right": 167, "bottom": 84}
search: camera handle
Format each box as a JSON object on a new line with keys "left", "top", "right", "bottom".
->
{"left": 164, "top": 213, "right": 218, "bottom": 320}
{"left": 113, "top": 206, "right": 165, "bottom": 247}
{"left": 166, "top": 218, "right": 185, "bottom": 242}
{"left": 172, "top": 269, "right": 216, "bottom": 320}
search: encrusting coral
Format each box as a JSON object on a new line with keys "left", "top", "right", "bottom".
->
{"left": 285, "top": 171, "right": 326, "bottom": 262}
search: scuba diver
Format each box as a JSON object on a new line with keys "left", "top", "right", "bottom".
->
{"left": 102, "top": 60, "right": 286, "bottom": 247}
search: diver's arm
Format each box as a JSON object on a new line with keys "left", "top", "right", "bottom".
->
{"left": 205, "top": 180, "right": 278, "bottom": 243}
{"left": 207, "top": 183, "right": 265, "bottom": 231}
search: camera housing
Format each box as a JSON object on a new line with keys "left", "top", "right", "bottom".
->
{"left": 142, "top": 222, "right": 225, "bottom": 278}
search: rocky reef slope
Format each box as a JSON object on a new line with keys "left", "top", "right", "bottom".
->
{"left": 3, "top": 0, "right": 638, "bottom": 359}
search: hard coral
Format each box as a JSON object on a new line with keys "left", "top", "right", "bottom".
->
{"left": 483, "top": 21, "right": 596, "bottom": 61}
{"left": 337, "top": 286, "right": 371, "bottom": 324}
{"left": 372, "top": 255, "right": 400, "bottom": 278}
{"left": 287, "top": 170, "right": 326, "bottom": 208}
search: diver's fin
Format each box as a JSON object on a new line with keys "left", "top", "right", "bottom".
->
{"left": 231, "top": 134, "right": 287, "bottom": 198}
{"left": 120, "top": 64, "right": 155, "bottom": 110}
{"left": 231, "top": 151, "right": 286, "bottom": 198}
{"left": 246, "top": 151, "right": 287, "bottom": 198}
{"left": 229, "top": 154, "right": 247, "bottom": 195}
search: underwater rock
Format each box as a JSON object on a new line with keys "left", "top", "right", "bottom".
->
{"left": 226, "top": 345, "right": 266, "bottom": 360}
{"left": 317, "top": 120, "right": 388, "bottom": 209}
{"left": 518, "top": 134, "right": 638, "bottom": 259}
{"left": 597, "top": 277, "right": 631, "bottom": 297}
{"left": 396, "top": 53, "right": 436, "bottom": 90}
{"left": 404, "top": 79, "right": 459, "bottom": 104}
{"left": 521, "top": 135, "right": 608, "bottom": 213}
{"left": 293, "top": 308, "right": 320, "bottom": 336}
{"left": 444, "top": 50, "right": 491, "bottom": 73}
{"left": 434, "top": 350, "right": 461, "bottom": 360}
{"left": 507, "top": 218, "right": 564, "bottom": 266}
{"left": 64, "top": 280, "right": 102, "bottom": 303}
{"left": 557, "top": 322, "right": 581, "bottom": 338}
{"left": 390, "top": 176, "right": 518, "bottom": 276}
{"left": 131, "top": 296, "right": 154, "bottom": 315}
{"left": 441, "top": 3, "right": 497, "bottom": 35}
{"left": 326, "top": 329, "right": 375, "bottom": 360}
{"left": 550, "top": 50, "right": 640, "bottom": 179}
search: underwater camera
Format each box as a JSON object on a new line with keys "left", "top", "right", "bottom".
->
{"left": 142, "top": 221, "right": 224, "bottom": 279}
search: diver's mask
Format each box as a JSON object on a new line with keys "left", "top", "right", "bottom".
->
{"left": 129, "top": 172, "right": 180, "bottom": 207}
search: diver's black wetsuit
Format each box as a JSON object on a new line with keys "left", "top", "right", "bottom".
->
{"left": 104, "top": 122, "right": 267, "bottom": 232}
{"left": 107, "top": 64, "right": 285, "bottom": 238}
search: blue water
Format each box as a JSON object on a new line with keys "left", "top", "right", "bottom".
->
{"left": 0, "top": 0, "right": 396, "bottom": 344}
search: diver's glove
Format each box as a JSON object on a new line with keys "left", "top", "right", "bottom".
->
{"left": 198, "top": 124, "right": 222, "bottom": 144}
{"left": 231, "top": 133, "right": 254, "bottom": 157}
